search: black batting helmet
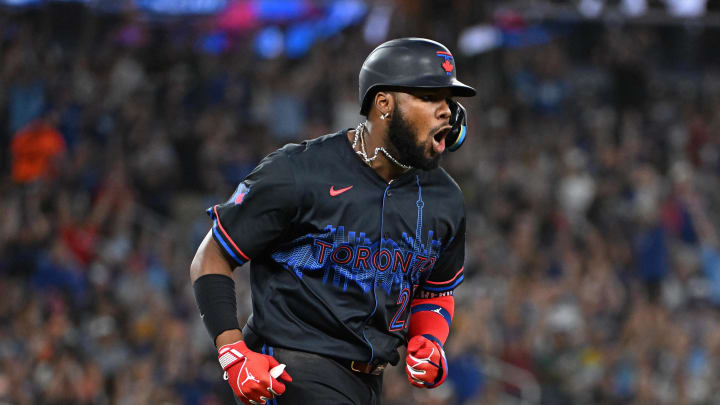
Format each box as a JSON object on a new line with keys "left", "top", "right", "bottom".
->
{"left": 358, "top": 37, "right": 476, "bottom": 115}
{"left": 358, "top": 37, "right": 476, "bottom": 151}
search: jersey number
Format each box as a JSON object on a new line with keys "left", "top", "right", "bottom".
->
{"left": 389, "top": 288, "right": 410, "bottom": 331}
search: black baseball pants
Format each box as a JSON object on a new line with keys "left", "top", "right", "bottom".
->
{"left": 234, "top": 344, "right": 383, "bottom": 405}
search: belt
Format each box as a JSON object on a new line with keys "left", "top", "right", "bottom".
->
{"left": 246, "top": 337, "right": 388, "bottom": 376}
{"left": 336, "top": 358, "right": 388, "bottom": 375}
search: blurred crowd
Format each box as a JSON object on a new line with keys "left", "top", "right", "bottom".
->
{"left": 3, "top": 2, "right": 720, "bottom": 405}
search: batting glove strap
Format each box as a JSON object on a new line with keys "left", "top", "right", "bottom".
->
{"left": 218, "top": 345, "right": 246, "bottom": 370}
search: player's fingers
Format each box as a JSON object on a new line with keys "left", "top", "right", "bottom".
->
{"left": 407, "top": 375, "right": 427, "bottom": 388}
{"left": 407, "top": 352, "right": 430, "bottom": 365}
{"left": 408, "top": 357, "right": 435, "bottom": 371}
{"left": 244, "top": 382, "right": 272, "bottom": 403}
{"left": 407, "top": 366, "right": 425, "bottom": 376}
{"left": 406, "top": 365, "right": 426, "bottom": 380}
{"left": 406, "top": 360, "right": 430, "bottom": 387}
{"left": 278, "top": 369, "right": 292, "bottom": 382}
{"left": 246, "top": 392, "right": 267, "bottom": 405}
{"left": 268, "top": 378, "right": 286, "bottom": 396}
{"left": 407, "top": 367, "right": 433, "bottom": 388}
{"left": 265, "top": 355, "right": 281, "bottom": 369}
{"left": 270, "top": 363, "right": 292, "bottom": 382}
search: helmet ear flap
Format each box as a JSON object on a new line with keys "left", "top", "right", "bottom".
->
{"left": 447, "top": 100, "right": 467, "bottom": 152}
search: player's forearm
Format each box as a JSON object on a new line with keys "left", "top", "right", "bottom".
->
{"left": 216, "top": 329, "right": 244, "bottom": 347}
{"left": 191, "top": 230, "right": 244, "bottom": 347}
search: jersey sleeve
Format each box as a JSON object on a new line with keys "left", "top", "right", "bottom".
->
{"left": 421, "top": 214, "right": 466, "bottom": 294}
{"left": 206, "top": 150, "right": 297, "bottom": 267}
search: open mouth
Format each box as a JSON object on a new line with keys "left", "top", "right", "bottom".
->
{"left": 432, "top": 126, "right": 451, "bottom": 153}
{"left": 433, "top": 127, "right": 451, "bottom": 143}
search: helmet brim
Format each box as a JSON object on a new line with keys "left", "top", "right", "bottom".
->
{"left": 360, "top": 80, "right": 476, "bottom": 115}
{"left": 385, "top": 78, "right": 476, "bottom": 97}
{"left": 447, "top": 80, "right": 477, "bottom": 97}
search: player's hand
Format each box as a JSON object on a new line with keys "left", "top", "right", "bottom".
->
{"left": 218, "top": 340, "right": 293, "bottom": 404}
{"left": 405, "top": 335, "right": 448, "bottom": 388}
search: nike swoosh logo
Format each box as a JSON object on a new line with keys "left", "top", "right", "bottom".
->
{"left": 329, "top": 185, "right": 353, "bottom": 197}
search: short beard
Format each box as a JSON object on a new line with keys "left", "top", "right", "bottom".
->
{"left": 387, "top": 109, "right": 441, "bottom": 170}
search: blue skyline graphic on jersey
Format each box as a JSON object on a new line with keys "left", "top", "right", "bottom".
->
{"left": 272, "top": 180, "right": 442, "bottom": 295}
{"left": 271, "top": 225, "right": 443, "bottom": 295}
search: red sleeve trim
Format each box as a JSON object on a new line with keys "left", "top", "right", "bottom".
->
{"left": 213, "top": 205, "right": 250, "bottom": 261}
{"left": 425, "top": 266, "right": 463, "bottom": 285}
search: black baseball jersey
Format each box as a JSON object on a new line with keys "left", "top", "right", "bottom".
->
{"left": 207, "top": 130, "right": 465, "bottom": 365}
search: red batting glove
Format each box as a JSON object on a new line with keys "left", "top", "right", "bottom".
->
{"left": 218, "top": 341, "right": 293, "bottom": 404}
{"left": 405, "top": 335, "right": 448, "bottom": 388}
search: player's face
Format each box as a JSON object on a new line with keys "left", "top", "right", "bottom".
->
{"left": 387, "top": 88, "right": 453, "bottom": 170}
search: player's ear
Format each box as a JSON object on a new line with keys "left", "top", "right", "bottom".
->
{"left": 373, "top": 91, "right": 395, "bottom": 121}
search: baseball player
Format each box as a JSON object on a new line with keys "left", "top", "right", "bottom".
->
{"left": 190, "top": 37, "right": 476, "bottom": 404}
